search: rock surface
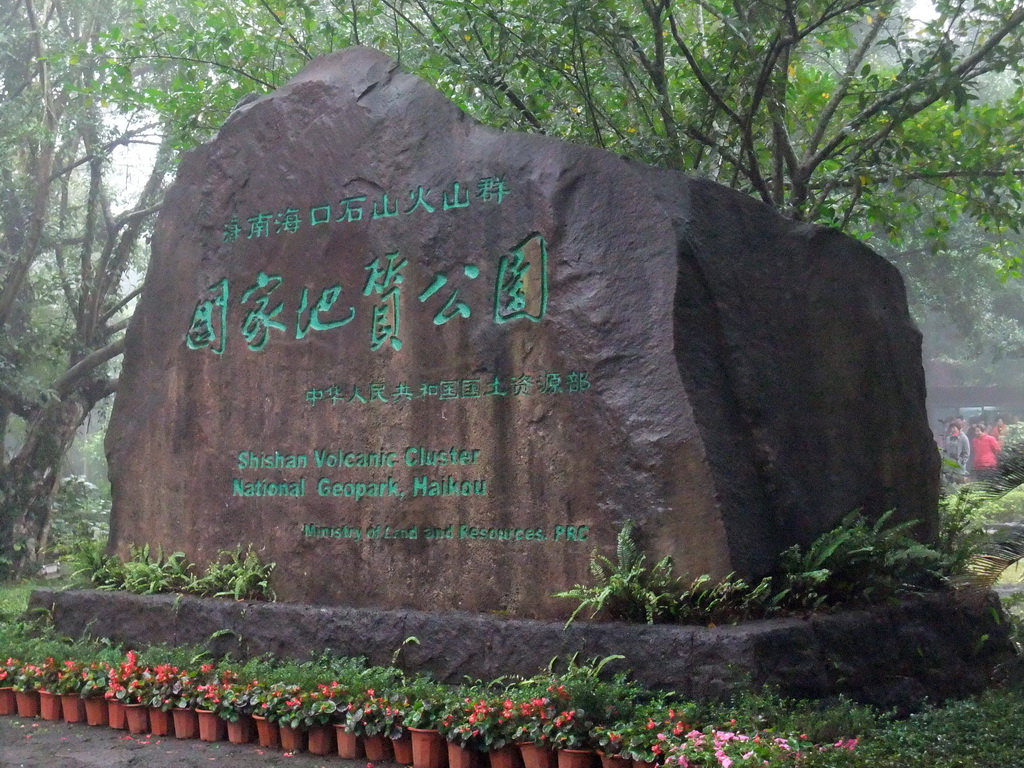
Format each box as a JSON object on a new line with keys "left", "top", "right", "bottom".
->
{"left": 106, "top": 47, "right": 937, "bottom": 618}
{"left": 32, "top": 588, "right": 1013, "bottom": 711}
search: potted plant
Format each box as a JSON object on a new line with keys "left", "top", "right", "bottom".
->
{"left": 609, "top": 719, "right": 659, "bottom": 766}
{"left": 260, "top": 683, "right": 308, "bottom": 752}
{"left": 439, "top": 687, "right": 520, "bottom": 768}
{"left": 0, "top": 657, "right": 18, "bottom": 716}
{"left": 399, "top": 676, "right": 452, "bottom": 768}
{"left": 661, "top": 725, "right": 814, "bottom": 768}
{"left": 215, "top": 678, "right": 260, "bottom": 744}
{"left": 34, "top": 657, "right": 64, "bottom": 721}
{"left": 345, "top": 687, "right": 406, "bottom": 760}
{"left": 195, "top": 678, "right": 228, "bottom": 742}
{"left": 250, "top": 682, "right": 285, "bottom": 748}
{"left": 303, "top": 681, "right": 342, "bottom": 756}
{"left": 386, "top": 689, "right": 417, "bottom": 765}
{"left": 513, "top": 692, "right": 558, "bottom": 768}
{"left": 593, "top": 724, "right": 630, "bottom": 768}
{"left": 105, "top": 650, "right": 147, "bottom": 731}
{"left": 54, "top": 659, "right": 87, "bottom": 722}
{"left": 546, "top": 707, "right": 600, "bottom": 768}
{"left": 12, "top": 661, "right": 41, "bottom": 718}
{"left": 168, "top": 665, "right": 207, "bottom": 739}
{"left": 617, "top": 701, "right": 688, "bottom": 766}
{"left": 79, "top": 661, "right": 110, "bottom": 725}
{"left": 139, "top": 663, "right": 183, "bottom": 735}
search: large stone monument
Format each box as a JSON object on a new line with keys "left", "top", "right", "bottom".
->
{"left": 106, "top": 47, "right": 939, "bottom": 619}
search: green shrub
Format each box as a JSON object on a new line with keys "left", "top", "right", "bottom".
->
{"left": 557, "top": 513, "right": 953, "bottom": 627}
{"left": 774, "top": 511, "right": 947, "bottom": 610}
{"left": 46, "top": 475, "right": 110, "bottom": 561}
{"left": 67, "top": 542, "right": 275, "bottom": 601}
{"left": 190, "top": 545, "right": 275, "bottom": 600}
{"left": 796, "top": 690, "right": 1024, "bottom": 767}
{"left": 554, "top": 519, "right": 681, "bottom": 626}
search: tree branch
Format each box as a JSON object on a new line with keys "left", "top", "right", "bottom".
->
{"left": 802, "top": 5, "right": 892, "bottom": 164}
{"left": 46, "top": 125, "right": 158, "bottom": 183}
{"left": 0, "top": 381, "right": 36, "bottom": 420}
{"left": 100, "top": 285, "right": 143, "bottom": 325}
{"left": 104, "top": 317, "right": 130, "bottom": 335}
{"left": 668, "top": 9, "right": 776, "bottom": 203}
{"left": 830, "top": 167, "right": 1024, "bottom": 187}
{"left": 0, "top": 0, "right": 59, "bottom": 330}
{"left": 54, "top": 336, "right": 126, "bottom": 397}
{"left": 806, "top": 6, "right": 1024, "bottom": 173}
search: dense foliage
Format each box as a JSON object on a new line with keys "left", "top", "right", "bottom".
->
{"left": 556, "top": 512, "right": 954, "bottom": 626}
{"left": 67, "top": 543, "right": 276, "bottom": 600}
{"left": 0, "top": 0, "right": 172, "bottom": 576}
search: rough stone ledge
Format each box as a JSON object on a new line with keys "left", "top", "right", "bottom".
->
{"left": 29, "top": 589, "right": 1015, "bottom": 711}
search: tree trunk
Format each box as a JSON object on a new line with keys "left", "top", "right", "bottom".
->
{"left": 0, "top": 394, "right": 86, "bottom": 576}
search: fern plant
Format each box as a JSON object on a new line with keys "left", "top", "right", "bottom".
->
{"left": 556, "top": 512, "right": 957, "bottom": 627}
{"left": 191, "top": 545, "right": 276, "bottom": 601}
{"left": 68, "top": 541, "right": 275, "bottom": 601}
{"left": 120, "top": 545, "right": 196, "bottom": 594}
{"left": 676, "top": 573, "right": 776, "bottom": 624}
{"left": 774, "top": 511, "right": 946, "bottom": 609}
{"left": 68, "top": 537, "right": 125, "bottom": 590}
{"left": 554, "top": 520, "right": 680, "bottom": 627}
{"left": 962, "top": 442, "right": 1024, "bottom": 595}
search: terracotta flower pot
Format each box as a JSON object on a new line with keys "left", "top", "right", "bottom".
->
{"left": 0, "top": 687, "right": 16, "bottom": 716}
{"left": 253, "top": 715, "right": 280, "bottom": 748}
{"left": 196, "top": 708, "right": 226, "bottom": 742}
{"left": 125, "top": 703, "right": 149, "bottom": 734}
{"left": 107, "top": 700, "right": 127, "bottom": 730}
{"left": 519, "top": 743, "right": 557, "bottom": 768}
{"left": 336, "top": 727, "right": 365, "bottom": 759}
{"left": 61, "top": 694, "right": 86, "bottom": 723}
{"left": 448, "top": 742, "right": 482, "bottom": 768}
{"left": 490, "top": 746, "right": 525, "bottom": 768}
{"left": 84, "top": 697, "right": 108, "bottom": 726}
{"left": 172, "top": 707, "right": 199, "bottom": 739}
{"left": 308, "top": 724, "right": 335, "bottom": 756}
{"left": 15, "top": 690, "right": 39, "bottom": 718}
{"left": 149, "top": 707, "right": 172, "bottom": 736}
{"left": 599, "top": 754, "right": 633, "bottom": 768}
{"left": 392, "top": 733, "right": 415, "bottom": 764}
{"left": 410, "top": 728, "right": 448, "bottom": 768}
{"left": 365, "top": 734, "right": 394, "bottom": 761}
{"left": 227, "top": 715, "right": 255, "bottom": 744}
{"left": 557, "top": 750, "right": 598, "bottom": 768}
{"left": 38, "top": 690, "right": 62, "bottom": 721}
{"left": 280, "top": 724, "right": 308, "bottom": 752}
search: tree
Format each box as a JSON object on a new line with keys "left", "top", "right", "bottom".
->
{"left": 101, "top": 0, "right": 1024, "bottom": 276}
{"left": 0, "top": 0, "right": 170, "bottom": 576}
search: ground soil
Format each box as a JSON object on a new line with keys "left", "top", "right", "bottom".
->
{"left": 0, "top": 715, "right": 373, "bottom": 768}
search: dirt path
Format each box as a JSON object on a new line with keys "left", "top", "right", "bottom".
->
{"left": 0, "top": 715, "right": 374, "bottom": 768}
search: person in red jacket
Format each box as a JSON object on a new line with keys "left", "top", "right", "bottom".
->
{"left": 971, "top": 424, "right": 1002, "bottom": 477}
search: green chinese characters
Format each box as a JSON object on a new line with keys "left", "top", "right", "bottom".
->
{"left": 185, "top": 235, "right": 549, "bottom": 354}
{"left": 221, "top": 176, "right": 510, "bottom": 244}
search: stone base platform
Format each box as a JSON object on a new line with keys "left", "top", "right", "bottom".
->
{"left": 29, "top": 589, "right": 1015, "bottom": 711}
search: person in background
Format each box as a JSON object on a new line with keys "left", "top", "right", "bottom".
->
{"left": 972, "top": 424, "right": 1002, "bottom": 477}
{"left": 989, "top": 418, "right": 1008, "bottom": 445}
{"left": 945, "top": 423, "right": 971, "bottom": 480}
